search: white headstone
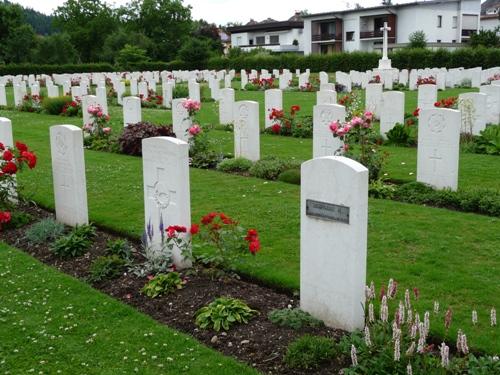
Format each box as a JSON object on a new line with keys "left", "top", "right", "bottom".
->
{"left": 365, "top": 83, "right": 383, "bottom": 118}
{"left": 241, "top": 70, "right": 248, "bottom": 89}
{"left": 81, "top": 95, "right": 99, "bottom": 127}
{"left": 479, "top": 85, "right": 500, "bottom": 125}
{"left": 264, "top": 89, "right": 283, "bottom": 128}
{"left": 13, "top": 84, "right": 23, "bottom": 106}
{"left": 47, "top": 84, "right": 59, "bottom": 98}
{"left": 50, "top": 125, "right": 89, "bottom": 227}
{"left": 458, "top": 92, "right": 487, "bottom": 135}
{"left": 130, "top": 79, "right": 138, "bottom": 96}
{"left": 96, "top": 87, "right": 108, "bottom": 116}
{"left": 319, "top": 72, "right": 329, "bottom": 85}
{"left": 138, "top": 81, "right": 149, "bottom": 99}
{"left": 162, "top": 81, "right": 174, "bottom": 108}
{"left": 172, "top": 99, "right": 191, "bottom": 142}
{"left": 417, "top": 84, "right": 438, "bottom": 110}
{"left": 123, "top": 96, "right": 142, "bottom": 127}
{"left": 300, "top": 156, "right": 368, "bottom": 332}
{"left": 0, "top": 117, "right": 14, "bottom": 147}
{"left": 224, "top": 75, "right": 232, "bottom": 89}
{"left": 320, "top": 83, "right": 336, "bottom": 92}
{"left": 219, "top": 88, "right": 235, "bottom": 125}
{"left": 317, "top": 90, "right": 337, "bottom": 105}
{"left": 30, "top": 83, "right": 40, "bottom": 97}
{"left": 313, "top": 104, "right": 345, "bottom": 158}
{"left": 417, "top": 108, "right": 461, "bottom": 191}
{"left": 188, "top": 81, "right": 201, "bottom": 102}
{"left": 71, "top": 86, "right": 81, "bottom": 102}
{"left": 0, "top": 84, "right": 6, "bottom": 106}
{"left": 380, "top": 91, "right": 405, "bottom": 138}
{"left": 233, "top": 101, "right": 260, "bottom": 161}
{"left": 142, "top": 137, "right": 191, "bottom": 269}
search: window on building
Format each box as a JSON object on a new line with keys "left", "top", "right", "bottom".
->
{"left": 437, "top": 15, "right": 442, "bottom": 28}
{"left": 452, "top": 39, "right": 456, "bottom": 43}
{"left": 249, "top": 39, "right": 254, "bottom": 45}
{"left": 437, "top": 39, "right": 441, "bottom": 43}
{"left": 256, "top": 36, "right": 265, "bottom": 45}
{"left": 452, "top": 16, "right": 457, "bottom": 28}
{"left": 346, "top": 31, "right": 355, "bottom": 41}
{"left": 270, "top": 35, "right": 280, "bottom": 44}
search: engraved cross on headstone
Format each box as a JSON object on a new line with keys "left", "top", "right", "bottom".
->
{"left": 237, "top": 120, "right": 249, "bottom": 155}
{"left": 147, "top": 167, "right": 177, "bottom": 213}
{"left": 429, "top": 148, "right": 442, "bottom": 173}
{"left": 380, "top": 22, "right": 391, "bottom": 60}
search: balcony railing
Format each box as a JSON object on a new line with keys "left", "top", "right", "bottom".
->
{"left": 360, "top": 30, "right": 384, "bottom": 39}
{"left": 461, "top": 29, "right": 477, "bottom": 37}
{"left": 312, "top": 33, "right": 340, "bottom": 42}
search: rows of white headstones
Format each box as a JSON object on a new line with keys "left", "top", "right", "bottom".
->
{"left": 2, "top": 67, "right": 500, "bottom": 191}
{"left": 0, "top": 114, "right": 366, "bottom": 332}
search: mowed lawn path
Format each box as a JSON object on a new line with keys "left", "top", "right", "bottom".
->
{"left": 0, "top": 243, "right": 258, "bottom": 374}
{"left": 2, "top": 107, "right": 499, "bottom": 353}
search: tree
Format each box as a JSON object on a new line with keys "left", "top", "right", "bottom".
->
{"left": 193, "top": 19, "right": 223, "bottom": 55}
{"left": 470, "top": 27, "right": 500, "bottom": 48}
{"left": 32, "top": 33, "right": 78, "bottom": 64}
{"left": 177, "top": 38, "right": 211, "bottom": 69}
{"left": 0, "top": 1, "right": 24, "bottom": 62}
{"left": 407, "top": 30, "right": 427, "bottom": 49}
{"left": 3, "top": 24, "right": 37, "bottom": 63}
{"left": 123, "top": 0, "right": 193, "bottom": 61}
{"left": 53, "top": 0, "right": 119, "bottom": 62}
{"left": 116, "top": 44, "right": 150, "bottom": 70}
{"left": 100, "top": 29, "right": 154, "bottom": 63}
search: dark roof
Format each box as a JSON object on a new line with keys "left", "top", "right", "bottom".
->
{"left": 302, "top": 0, "right": 464, "bottom": 19}
{"left": 228, "top": 14, "right": 303, "bottom": 33}
{"left": 481, "top": 0, "right": 500, "bottom": 15}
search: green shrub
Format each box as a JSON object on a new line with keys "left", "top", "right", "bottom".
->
{"left": 249, "top": 156, "right": 300, "bottom": 180}
{"left": 25, "top": 218, "right": 65, "bottom": 244}
{"left": 284, "top": 335, "right": 336, "bottom": 370}
{"left": 277, "top": 169, "right": 301, "bottom": 185}
{"left": 41, "top": 96, "right": 72, "bottom": 115}
{"left": 216, "top": 158, "right": 254, "bottom": 173}
{"left": 369, "top": 180, "right": 397, "bottom": 200}
{"left": 268, "top": 308, "right": 323, "bottom": 329}
{"left": 105, "top": 239, "right": 133, "bottom": 260}
{"left": 195, "top": 297, "right": 258, "bottom": 331}
{"left": 393, "top": 182, "right": 500, "bottom": 217}
{"left": 141, "top": 272, "right": 184, "bottom": 298}
{"left": 0, "top": 63, "right": 114, "bottom": 76}
{"left": 474, "top": 125, "right": 500, "bottom": 155}
{"left": 88, "top": 255, "right": 127, "bottom": 283}
{"left": 292, "top": 116, "right": 313, "bottom": 138}
{"left": 173, "top": 85, "right": 189, "bottom": 99}
{"left": 385, "top": 123, "right": 416, "bottom": 146}
{"left": 50, "top": 224, "right": 96, "bottom": 258}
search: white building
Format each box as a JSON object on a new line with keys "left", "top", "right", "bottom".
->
{"left": 302, "top": 0, "right": 481, "bottom": 55}
{"left": 228, "top": 13, "right": 304, "bottom": 53}
{"left": 480, "top": 0, "right": 500, "bottom": 31}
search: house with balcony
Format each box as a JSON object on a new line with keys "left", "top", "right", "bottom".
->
{"left": 480, "top": 0, "right": 500, "bottom": 31}
{"left": 302, "top": 0, "right": 481, "bottom": 55}
{"left": 228, "top": 13, "right": 304, "bottom": 54}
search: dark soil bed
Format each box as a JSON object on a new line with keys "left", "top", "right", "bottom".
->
{"left": 1, "top": 204, "right": 347, "bottom": 374}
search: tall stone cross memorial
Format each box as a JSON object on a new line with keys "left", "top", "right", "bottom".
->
{"left": 142, "top": 137, "right": 192, "bottom": 269}
{"left": 378, "top": 22, "right": 392, "bottom": 70}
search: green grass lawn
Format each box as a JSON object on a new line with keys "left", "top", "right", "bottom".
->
{"left": 0, "top": 243, "right": 257, "bottom": 374}
{"left": 1, "top": 107, "right": 499, "bottom": 354}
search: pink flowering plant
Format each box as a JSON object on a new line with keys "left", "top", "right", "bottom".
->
{"left": 330, "top": 110, "right": 386, "bottom": 181}
{"left": 338, "top": 279, "right": 499, "bottom": 374}
{"left": 182, "top": 98, "right": 201, "bottom": 118}
{"left": 83, "top": 104, "right": 111, "bottom": 139}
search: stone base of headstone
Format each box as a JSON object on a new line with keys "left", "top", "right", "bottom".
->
{"left": 378, "top": 59, "right": 392, "bottom": 70}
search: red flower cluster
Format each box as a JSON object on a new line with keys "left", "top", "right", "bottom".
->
{"left": 290, "top": 105, "right": 300, "bottom": 116}
{"left": 434, "top": 96, "right": 457, "bottom": 109}
{"left": 166, "top": 225, "right": 187, "bottom": 238}
{"left": 368, "top": 75, "right": 381, "bottom": 84}
{"left": 269, "top": 108, "right": 284, "bottom": 120}
{"left": 0, "top": 210, "right": 11, "bottom": 230}
{"left": 271, "top": 124, "right": 281, "bottom": 134}
{"left": 62, "top": 100, "right": 80, "bottom": 116}
{"left": 244, "top": 229, "right": 261, "bottom": 255}
{"left": 201, "top": 212, "right": 234, "bottom": 227}
{"left": 416, "top": 76, "right": 436, "bottom": 86}
{"left": 412, "top": 108, "right": 420, "bottom": 117}
{"left": 338, "top": 93, "right": 354, "bottom": 106}
{"left": 251, "top": 78, "right": 274, "bottom": 89}
{"left": 0, "top": 142, "right": 37, "bottom": 176}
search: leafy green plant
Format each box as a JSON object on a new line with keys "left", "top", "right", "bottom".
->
{"left": 141, "top": 272, "right": 184, "bottom": 298}
{"left": 88, "top": 255, "right": 127, "bottom": 283}
{"left": 105, "top": 239, "right": 133, "bottom": 260}
{"left": 2, "top": 211, "right": 32, "bottom": 230}
{"left": 284, "top": 335, "right": 336, "bottom": 370}
{"left": 268, "top": 308, "right": 323, "bottom": 330}
{"left": 249, "top": 156, "right": 300, "bottom": 181}
{"left": 369, "top": 179, "right": 397, "bottom": 200}
{"left": 474, "top": 125, "right": 500, "bottom": 155}
{"left": 195, "top": 297, "right": 258, "bottom": 331}
{"left": 50, "top": 224, "right": 95, "bottom": 258}
{"left": 173, "top": 84, "right": 189, "bottom": 99}
{"left": 41, "top": 96, "right": 72, "bottom": 115}
{"left": 216, "top": 158, "right": 254, "bottom": 174}
{"left": 277, "top": 169, "right": 301, "bottom": 185}
{"left": 386, "top": 123, "right": 414, "bottom": 146}
{"left": 25, "top": 218, "right": 65, "bottom": 244}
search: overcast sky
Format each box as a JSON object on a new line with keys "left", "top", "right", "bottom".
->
{"left": 10, "top": 0, "right": 421, "bottom": 25}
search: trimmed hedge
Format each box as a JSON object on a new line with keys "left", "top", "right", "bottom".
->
{"left": 2, "top": 47, "right": 500, "bottom": 76}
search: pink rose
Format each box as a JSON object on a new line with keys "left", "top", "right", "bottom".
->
{"left": 103, "top": 127, "right": 111, "bottom": 134}
{"left": 329, "top": 121, "right": 340, "bottom": 133}
{"left": 188, "top": 125, "right": 202, "bottom": 136}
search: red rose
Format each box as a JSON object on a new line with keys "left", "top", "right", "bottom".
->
{"left": 249, "top": 239, "right": 260, "bottom": 255}
{"left": 201, "top": 212, "right": 217, "bottom": 225}
{"left": 0, "top": 143, "right": 4, "bottom": 150}
{"left": 2, "top": 150, "right": 13, "bottom": 161}
{"left": 291, "top": 105, "right": 300, "bottom": 114}
{"left": 0, "top": 211, "right": 11, "bottom": 224}
{"left": 190, "top": 224, "right": 199, "bottom": 235}
{"left": 434, "top": 101, "right": 441, "bottom": 107}
{"left": 21, "top": 151, "right": 37, "bottom": 169}
{"left": 15, "top": 142, "right": 28, "bottom": 153}
{"left": 2, "top": 161, "right": 17, "bottom": 175}
{"left": 271, "top": 124, "right": 281, "bottom": 134}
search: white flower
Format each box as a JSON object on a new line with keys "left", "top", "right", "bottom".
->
{"left": 433, "top": 301, "right": 440, "bottom": 314}
{"left": 351, "top": 345, "right": 358, "bottom": 367}
{"left": 394, "top": 338, "right": 401, "bottom": 362}
{"left": 368, "top": 303, "right": 375, "bottom": 323}
{"left": 472, "top": 310, "right": 478, "bottom": 325}
{"left": 440, "top": 342, "right": 449, "bottom": 367}
{"left": 364, "top": 326, "right": 372, "bottom": 347}
{"left": 404, "top": 289, "right": 411, "bottom": 310}
{"left": 380, "top": 296, "right": 389, "bottom": 322}
{"left": 406, "top": 363, "right": 413, "bottom": 375}
{"left": 491, "top": 308, "right": 497, "bottom": 327}
{"left": 406, "top": 341, "right": 416, "bottom": 356}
